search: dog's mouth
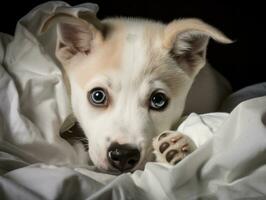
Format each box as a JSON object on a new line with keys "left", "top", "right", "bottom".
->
{"left": 96, "top": 165, "right": 138, "bottom": 175}
{"left": 95, "top": 167, "right": 124, "bottom": 175}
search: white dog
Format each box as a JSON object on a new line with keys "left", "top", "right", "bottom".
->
{"left": 43, "top": 13, "right": 231, "bottom": 173}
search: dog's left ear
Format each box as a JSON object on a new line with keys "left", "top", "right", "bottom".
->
{"left": 163, "top": 18, "right": 232, "bottom": 77}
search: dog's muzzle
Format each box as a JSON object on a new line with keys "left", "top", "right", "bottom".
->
{"left": 107, "top": 143, "right": 140, "bottom": 172}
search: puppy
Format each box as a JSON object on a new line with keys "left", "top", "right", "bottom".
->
{"left": 43, "top": 13, "right": 231, "bottom": 173}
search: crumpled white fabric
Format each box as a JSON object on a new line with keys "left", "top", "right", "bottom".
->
{"left": 179, "top": 112, "right": 229, "bottom": 147}
{"left": 1, "top": 1, "right": 266, "bottom": 200}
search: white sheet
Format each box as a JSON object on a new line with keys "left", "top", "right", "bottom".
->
{"left": 1, "top": 2, "right": 266, "bottom": 199}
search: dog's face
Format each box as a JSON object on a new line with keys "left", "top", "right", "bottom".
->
{"left": 54, "top": 16, "right": 231, "bottom": 173}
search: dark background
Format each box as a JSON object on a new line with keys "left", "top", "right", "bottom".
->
{"left": 1, "top": 0, "right": 265, "bottom": 91}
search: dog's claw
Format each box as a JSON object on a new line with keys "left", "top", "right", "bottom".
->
{"left": 170, "top": 136, "right": 182, "bottom": 144}
{"left": 181, "top": 144, "right": 189, "bottom": 152}
{"left": 152, "top": 131, "right": 196, "bottom": 165}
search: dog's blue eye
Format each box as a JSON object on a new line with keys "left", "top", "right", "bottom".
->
{"left": 150, "top": 92, "right": 168, "bottom": 111}
{"left": 89, "top": 88, "right": 108, "bottom": 107}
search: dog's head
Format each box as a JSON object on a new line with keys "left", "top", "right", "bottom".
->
{"left": 54, "top": 15, "right": 231, "bottom": 173}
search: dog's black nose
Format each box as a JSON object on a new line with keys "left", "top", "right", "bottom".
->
{"left": 107, "top": 143, "right": 140, "bottom": 172}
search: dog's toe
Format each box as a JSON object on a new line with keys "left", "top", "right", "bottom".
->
{"left": 159, "top": 142, "right": 170, "bottom": 153}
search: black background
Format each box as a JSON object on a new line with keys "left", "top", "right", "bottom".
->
{"left": 1, "top": 0, "right": 265, "bottom": 91}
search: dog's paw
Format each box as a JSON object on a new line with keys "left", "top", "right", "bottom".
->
{"left": 152, "top": 131, "right": 196, "bottom": 165}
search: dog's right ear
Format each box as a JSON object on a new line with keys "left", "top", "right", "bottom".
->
{"left": 56, "top": 17, "right": 103, "bottom": 63}
{"left": 163, "top": 18, "right": 232, "bottom": 78}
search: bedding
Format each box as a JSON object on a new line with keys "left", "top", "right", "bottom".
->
{"left": 0, "top": 2, "right": 266, "bottom": 199}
